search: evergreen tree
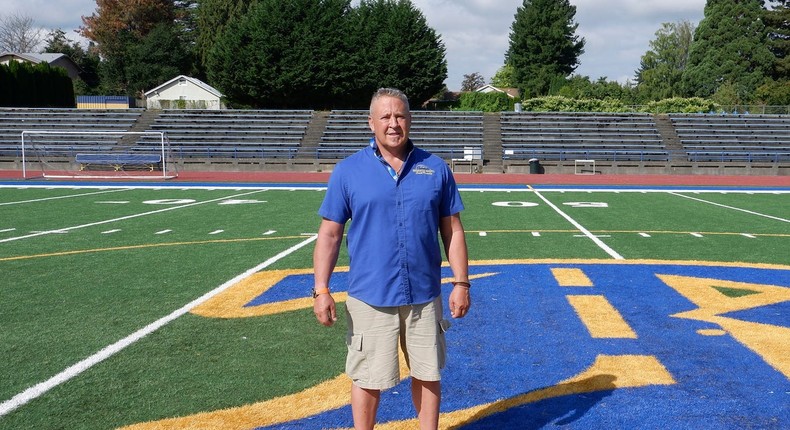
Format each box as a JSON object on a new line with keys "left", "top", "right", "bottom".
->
{"left": 194, "top": 0, "right": 256, "bottom": 74}
{"left": 174, "top": 0, "right": 200, "bottom": 75}
{"left": 346, "top": 0, "right": 447, "bottom": 108}
{"left": 207, "top": 0, "right": 446, "bottom": 108}
{"left": 764, "top": 0, "right": 790, "bottom": 79}
{"left": 681, "top": 0, "right": 774, "bottom": 101}
{"left": 124, "top": 23, "right": 191, "bottom": 97}
{"left": 506, "top": 0, "right": 584, "bottom": 98}
{"left": 636, "top": 21, "right": 695, "bottom": 101}
{"left": 207, "top": 0, "right": 352, "bottom": 108}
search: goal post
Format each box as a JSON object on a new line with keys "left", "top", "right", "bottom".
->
{"left": 21, "top": 130, "right": 177, "bottom": 180}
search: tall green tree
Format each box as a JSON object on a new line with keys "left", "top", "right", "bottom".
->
{"left": 207, "top": 0, "right": 352, "bottom": 108}
{"left": 125, "top": 23, "right": 191, "bottom": 96}
{"left": 207, "top": 0, "right": 446, "bottom": 108}
{"left": 174, "top": 0, "right": 199, "bottom": 75}
{"left": 506, "top": 0, "right": 585, "bottom": 98}
{"left": 764, "top": 0, "right": 790, "bottom": 79}
{"left": 681, "top": 0, "right": 774, "bottom": 101}
{"left": 346, "top": 0, "right": 447, "bottom": 107}
{"left": 636, "top": 21, "right": 695, "bottom": 101}
{"left": 194, "top": 0, "right": 256, "bottom": 74}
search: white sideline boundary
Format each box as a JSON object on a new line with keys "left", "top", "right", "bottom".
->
{"left": 0, "top": 233, "right": 319, "bottom": 417}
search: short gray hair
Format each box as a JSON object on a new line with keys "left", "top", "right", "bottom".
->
{"left": 370, "top": 87, "right": 410, "bottom": 114}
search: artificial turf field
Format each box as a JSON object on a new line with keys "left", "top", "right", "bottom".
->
{"left": 0, "top": 180, "right": 788, "bottom": 429}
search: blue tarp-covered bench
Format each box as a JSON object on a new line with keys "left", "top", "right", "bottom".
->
{"left": 76, "top": 153, "right": 162, "bottom": 171}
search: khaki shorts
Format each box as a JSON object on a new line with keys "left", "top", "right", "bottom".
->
{"left": 344, "top": 296, "right": 450, "bottom": 390}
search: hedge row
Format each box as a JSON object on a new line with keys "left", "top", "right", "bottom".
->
{"left": 0, "top": 61, "right": 74, "bottom": 108}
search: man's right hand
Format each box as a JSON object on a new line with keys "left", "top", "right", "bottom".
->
{"left": 313, "top": 293, "right": 337, "bottom": 326}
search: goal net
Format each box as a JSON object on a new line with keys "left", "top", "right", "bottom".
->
{"left": 21, "top": 130, "right": 177, "bottom": 180}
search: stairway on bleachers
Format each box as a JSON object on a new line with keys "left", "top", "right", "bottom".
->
{"left": 297, "top": 111, "right": 329, "bottom": 159}
{"left": 654, "top": 114, "right": 685, "bottom": 160}
{"left": 500, "top": 112, "right": 669, "bottom": 163}
{"left": 482, "top": 113, "right": 503, "bottom": 173}
{"left": 118, "top": 109, "right": 162, "bottom": 147}
{"left": 670, "top": 114, "right": 790, "bottom": 163}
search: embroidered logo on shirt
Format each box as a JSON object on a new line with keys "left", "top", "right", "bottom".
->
{"left": 413, "top": 164, "right": 434, "bottom": 175}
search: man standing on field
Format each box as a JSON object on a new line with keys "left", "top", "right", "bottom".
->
{"left": 312, "top": 87, "right": 471, "bottom": 429}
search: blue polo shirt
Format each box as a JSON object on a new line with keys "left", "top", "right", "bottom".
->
{"left": 318, "top": 139, "right": 464, "bottom": 307}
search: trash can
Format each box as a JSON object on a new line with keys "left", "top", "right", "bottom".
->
{"left": 529, "top": 158, "right": 544, "bottom": 174}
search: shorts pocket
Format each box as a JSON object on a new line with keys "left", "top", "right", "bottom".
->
{"left": 439, "top": 319, "right": 451, "bottom": 333}
{"left": 345, "top": 333, "right": 370, "bottom": 382}
{"left": 347, "top": 333, "right": 363, "bottom": 351}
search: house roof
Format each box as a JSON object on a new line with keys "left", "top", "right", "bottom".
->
{"left": 0, "top": 52, "right": 83, "bottom": 79}
{"left": 0, "top": 52, "right": 65, "bottom": 63}
{"left": 475, "top": 84, "right": 520, "bottom": 98}
{"left": 144, "top": 75, "right": 223, "bottom": 98}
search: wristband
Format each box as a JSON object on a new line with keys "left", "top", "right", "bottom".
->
{"left": 451, "top": 281, "right": 471, "bottom": 288}
{"left": 312, "top": 287, "right": 330, "bottom": 298}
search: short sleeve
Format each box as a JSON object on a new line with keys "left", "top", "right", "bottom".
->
{"left": 318, "top": 163, "right": 351, "bottom": 224}
{"left": 439, "top": 162, "right": 464, "bottom": 217}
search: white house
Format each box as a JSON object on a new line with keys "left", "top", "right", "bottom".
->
{"left": 144, "top": 75, "right": 224, "bottom": 110}
{"left": 0, "top": 52, "right": 82, "bottom": 79}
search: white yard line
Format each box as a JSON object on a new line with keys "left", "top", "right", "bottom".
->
{"left": 0, "top": 233, "right": 318, "bottom": 417}
{"left": 0, "top": 188, "right": 132, "bottom": 206}
{"left": 669, "top": 192, "right": 790, "bottom": 223}
{"left": 530, "top": 187, "right": 625, "bottom": 260}
{"left": 0, "top": 190, "right": 268, "bottom": 244}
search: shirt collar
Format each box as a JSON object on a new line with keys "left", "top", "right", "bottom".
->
{"left": 370, "top": 137, "right": 414, "bottom": 181}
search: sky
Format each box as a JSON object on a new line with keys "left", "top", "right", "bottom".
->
{"left": 7, "top": 0, "right": 707, "bottom": 91}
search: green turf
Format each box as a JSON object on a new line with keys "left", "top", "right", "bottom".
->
{"left": 0, "top": 185, "right": 788, "bottom": 429}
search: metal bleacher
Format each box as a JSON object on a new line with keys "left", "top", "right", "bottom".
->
{"left": 2, "top": 107, "right": 788, "bottom": 175}
{"left": 0, "top": 108, "right": 142, "bottom": 158}
{"left": 670, "top": 113, "right": 790, "bottom": 163}
{"left": 317, "top": 110, "right": 484, "bottom": 161}
{"left": 138, "top": 109, "right": 314, "bottom": 159}
{"left": 500, "top": 111, "right": 669, "bottom": 163}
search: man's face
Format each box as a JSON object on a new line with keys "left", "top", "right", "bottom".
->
{"left": 368, "top": 96, "right": 411, "bottom": 154}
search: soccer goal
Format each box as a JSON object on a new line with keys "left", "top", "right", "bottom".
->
{"left": 21, "top": 130, "right": 178, "bottom": 180}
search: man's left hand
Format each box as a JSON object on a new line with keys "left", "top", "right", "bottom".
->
{"left": 449, "top": 285, "right": 471, "bottom": 318}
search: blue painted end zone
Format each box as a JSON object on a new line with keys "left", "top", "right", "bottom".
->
{"left": 250, "top": 262, "right": 789, "bottom": 429}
